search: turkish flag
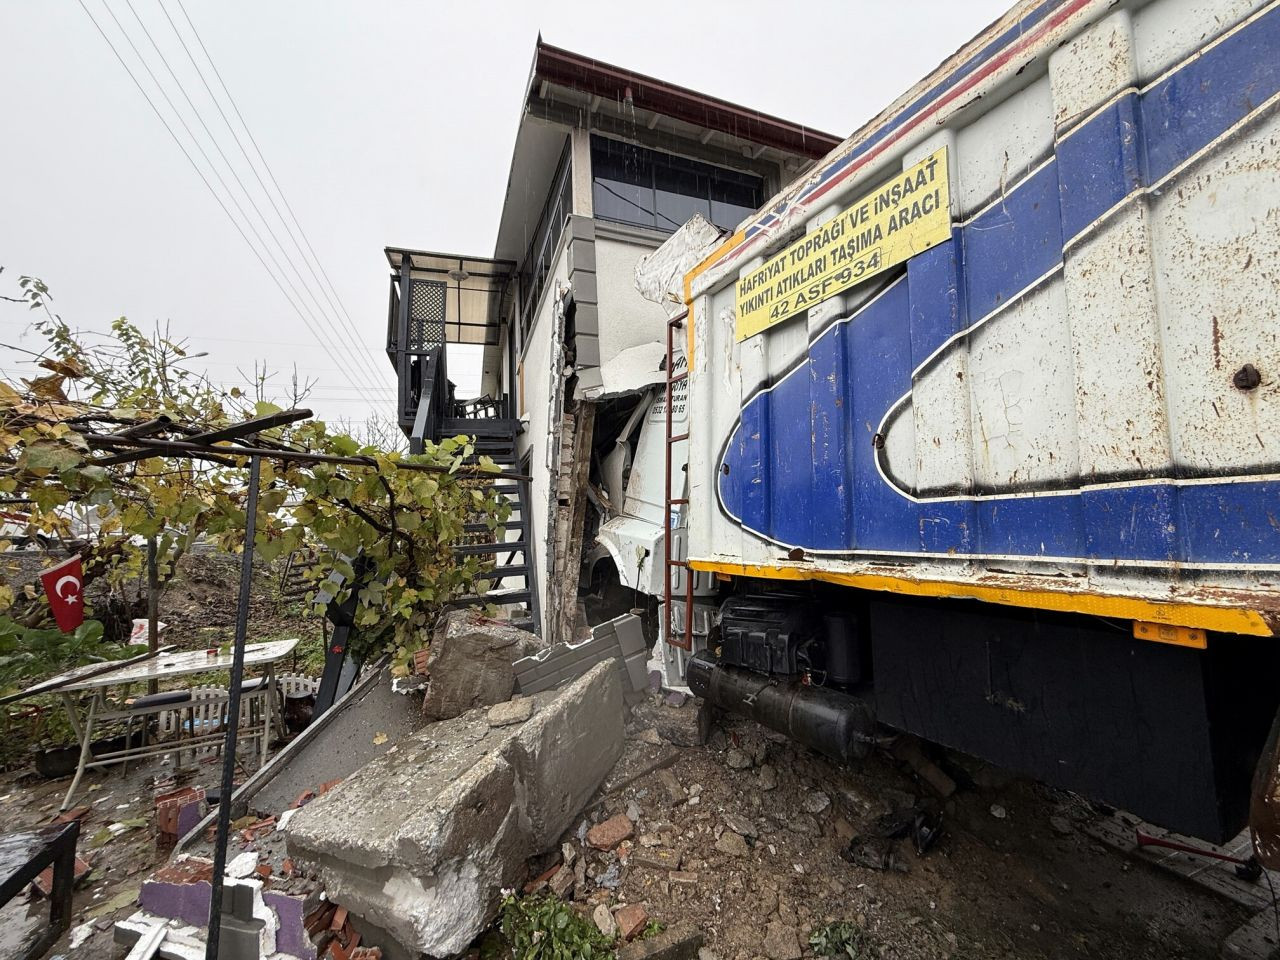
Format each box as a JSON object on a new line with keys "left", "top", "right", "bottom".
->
{"left": 39, "top": 555, "right": 85, "bottom": 633}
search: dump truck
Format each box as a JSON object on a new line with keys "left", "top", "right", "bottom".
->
{"left": 656, "top": 0, "right": 1280, "bottom": 844}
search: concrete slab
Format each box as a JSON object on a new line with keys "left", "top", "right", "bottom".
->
{"left": 422, "top": 611, "right": 543, "bottom": 721}
{"left": 285, "top": 661, "right": 623, "bottom": 957}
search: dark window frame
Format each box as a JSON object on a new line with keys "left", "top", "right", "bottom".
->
{"left": 517, "top": 139, "right": 574, "bottom": 347}
{"left": 590, "top": 135, "right": 764, "bottom": 234}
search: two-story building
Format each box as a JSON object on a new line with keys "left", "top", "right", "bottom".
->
{"left": 384, "top": 39, "right": 838, "bottom": 640}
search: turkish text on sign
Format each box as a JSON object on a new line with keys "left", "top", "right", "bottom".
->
{"left": 735, "top": 147, "right": 951, "bottom": 341}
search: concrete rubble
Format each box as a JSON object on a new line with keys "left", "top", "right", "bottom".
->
{"left": 514, "top": 611, "right": 649, "bottom": 695}
{"left": 420, "top": 609, "right": 544, "bottom": 720}
{"left": 285, "top": 660, "right": 624, "bottom": 956}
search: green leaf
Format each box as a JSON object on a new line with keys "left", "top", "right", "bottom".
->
{"left": 20, "top": 441, "right": 82, "bottom": 473}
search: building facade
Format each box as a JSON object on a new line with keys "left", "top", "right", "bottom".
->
{"left": 385, "top": 40, "right": 837, "bottom": 639}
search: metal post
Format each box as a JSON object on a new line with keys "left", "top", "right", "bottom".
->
{"left": 146, "top": 537, "right": 159, "bottom": 696}
{"left": 663, "top": 318, "right": 674, "bottom": 646}
{"left": 206, "top": 455, "right": 261, "bottom": 960}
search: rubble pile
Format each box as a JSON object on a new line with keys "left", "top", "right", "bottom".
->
{"left": 72, "top": 610, "right": 1249, "bottom": 960}
{"left": 285, "top": 661, "right": 624, "bottom": 956}
{"left": 420, "top": 610, "right": 544, "bottom": 720}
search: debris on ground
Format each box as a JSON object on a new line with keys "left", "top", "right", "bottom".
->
{"left": 0, "top": 560, "right": 1264, "bottom": 960}
{"left": 420, "top": 609, "right": 544, "bottom": 720}
{"left": 286, "top": 661, "right": 623, "bottom": 955}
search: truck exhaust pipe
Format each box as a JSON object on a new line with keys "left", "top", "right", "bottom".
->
{"left": 686, "top": 652, "right": 875, "bottom": 766}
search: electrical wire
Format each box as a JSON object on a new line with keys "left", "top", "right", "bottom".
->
{"left": 167, "top": 0, "right": 390, "bottom": 390}
{"left": 113, "top": 0, "right": 388, "bottom": 402}
{"left": 75, "top": 0, "right": 387, "bottom": 411}
{"left": 141, "top": 0, "right": 392, "bottom": 394}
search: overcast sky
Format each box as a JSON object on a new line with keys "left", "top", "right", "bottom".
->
{"left": 0, "top": 0, "right": 1011, "bottom": 430}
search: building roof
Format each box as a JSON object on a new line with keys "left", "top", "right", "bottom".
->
{"left": 531, "top": 41, "right": 841, "bottom": 160}
{"left": 493, "top": 38, "right": 842, "bottom": 261}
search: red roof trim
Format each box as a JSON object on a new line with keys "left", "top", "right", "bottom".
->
{"left": 533, "top": 41, "right": 841, "bottom": 161}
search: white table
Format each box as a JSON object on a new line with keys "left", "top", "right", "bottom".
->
{"left": 56, "top": 639, "right": 299, "bottom": 810}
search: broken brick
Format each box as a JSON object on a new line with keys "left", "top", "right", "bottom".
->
{"left": 32, "top": 856, "right": 91, "bottom": 897}
{"left": 523, "top": 861, "right": 561, "bottom": 895}
{"left": 317, "top": 778, "right": 343, "bottom": 796}
{"left": 293, "top": 790, "right": 316, "bottom": 809}
{"left": 53, "top": 805, "right": 91, "bottom": 825}
{"left": 152, "top": 857, "right": 214, "bottom": 886}
{"left": 330, "top": 906, "right": 348, "bottom": 931}
{"left": 304, "top": 904, "right": 336, "bottom": 937}
{"left": 614, "top": 903, "right": 649, "bottom": 940}
{"left": 255, "top": 864, "right": 273, "bottom": 879}
{"left": 587, "top": 813, "right": 634, "bottom": 851}
{"left": 156, "top": 786, "right": 207, "bottom": 838}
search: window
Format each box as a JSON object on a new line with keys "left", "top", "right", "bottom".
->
{"left": 518, "top": 139, "right": 574, "bottom": 339}
{"left": 590, "top": 135, "right": 763, "bottom": 234}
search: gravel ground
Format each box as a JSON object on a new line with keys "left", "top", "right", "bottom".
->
{"left": 548, "top": 706, "right": 1250, "bottom": 960}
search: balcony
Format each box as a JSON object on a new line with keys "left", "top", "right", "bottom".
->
{"left": 384, "top": 247, "right": 516, "bottom": 450}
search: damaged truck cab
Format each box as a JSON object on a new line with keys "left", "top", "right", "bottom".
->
{"left": 663, "top": 0, "right": 1280, "bottom": 845}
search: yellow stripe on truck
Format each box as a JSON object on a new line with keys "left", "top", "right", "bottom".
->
{"left": 683, "top": 229, "right": 746, "bottom": 366}
{"left": 688, "top": 559, "right": 1275, "bottom": 638}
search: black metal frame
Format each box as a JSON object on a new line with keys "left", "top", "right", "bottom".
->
{"left": 0, "top": 821, "right": 79, "bottom": 960}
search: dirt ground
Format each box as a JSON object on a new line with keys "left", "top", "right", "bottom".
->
{"left": 557, "top": 708, "right": 1252, "bottom": 960}
{"left": 0, "top": 688, "right": 1260, "bottom": 960}
{"left": 0, "top": 755, "right": 201, "bottom": 959}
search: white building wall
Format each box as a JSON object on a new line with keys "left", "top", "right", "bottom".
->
{"left": 516, "top": 243, "right": 572, "bottom": 636}
{"left": 594, "top": 232, "right": 668, "bottom": 367}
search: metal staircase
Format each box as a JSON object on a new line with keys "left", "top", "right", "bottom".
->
{"left": 441, "top": 417, "right": 540, "bottom": 634}
{"left": 385, "top": 247, "right": 539, "bottom": 635}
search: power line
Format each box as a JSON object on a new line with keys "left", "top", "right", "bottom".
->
{"left": 163, "top": 0, "right": 392, "bottom": 392}
{"left": 75, "top": 0, "right": 387, "bottom": 413}
{"left": 0, "top": 320, "right": 389, "bottom": 354}
{"left": 138, "top": 0, "right": 392, "bottom": 393}
{"left": 114, "top": 0, "right": 389, "bottom": 400}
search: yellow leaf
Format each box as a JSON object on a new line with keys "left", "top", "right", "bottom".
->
{"left": 24, "top": 374, "right": 67, "bottom": 401}
{"left": 38, "top": 355, "right": 86, "bottom": 378}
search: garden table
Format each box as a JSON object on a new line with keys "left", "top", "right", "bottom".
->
{"left": 54, "top": 638, "right": 298, "bottom": 810}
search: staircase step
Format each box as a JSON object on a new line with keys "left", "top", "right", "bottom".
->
{"left": 441, "top": 417, "right": 520, "bottom": 439}
{"left": 462, "top": 520, "right": 523, "bottom": 533}
{"left": 445, "top": 587, "right": 532, "bottom": 608}
{"left": 485, "top": 563, "right": 529, "bottom": 578}
{"left": 453, "top": 540, "right": 527, "bottom": 557}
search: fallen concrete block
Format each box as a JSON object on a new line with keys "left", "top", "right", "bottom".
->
{"left": 487, "top": 698, "right": 533, "bottom": 727}
{"left": 422, "top": 610, "right": 543, "bottom": 721}
{"left": 286, "top": 661, "right": 623, "bottom": 957}
{"left": 514, "top": 613, "right": 648, "bottom": 695}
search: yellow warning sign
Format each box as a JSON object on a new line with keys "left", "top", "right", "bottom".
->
{"left": 735, "top": 147, "right": 951, "bottom": 341}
